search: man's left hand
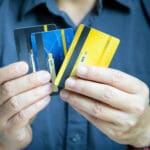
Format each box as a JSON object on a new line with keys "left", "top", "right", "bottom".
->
{"left": 60, "top": 65, "right": 150, "bottom": 148}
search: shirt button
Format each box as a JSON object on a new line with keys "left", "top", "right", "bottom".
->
{"left": 71, "top": 133, "right": 81, "bottom": 143}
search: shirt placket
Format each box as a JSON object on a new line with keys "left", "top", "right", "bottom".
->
{"left": 66, "top": 105, "right": 88, "bottom": 150}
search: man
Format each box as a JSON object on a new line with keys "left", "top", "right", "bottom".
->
{"left": 0, "top": 0, "right": 150, "bottom": 149}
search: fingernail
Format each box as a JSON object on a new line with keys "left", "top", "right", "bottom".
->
{"left": 77, "top": 65, "right": 87, "bottom": 76}
{"left": 16, "top": 62, "right": 28, "bottom": 74}
{"left": 66, "top": 78, "right": 76, "bottom": 88}
{"left": 60, "top": 90, "right": 69, "bottom": 100}
{"left": 37, "top": 71, "right": 50, "bottom": 82}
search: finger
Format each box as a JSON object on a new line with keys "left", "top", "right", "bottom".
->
{"left": 15, "top": 126, "right": 32, "bottom": 149}
{"left": 65, "top": 77, "right": 142, "bottom": 112}
{"left": 74, "top": 107, "right": 117, "bottom": 137}
{"left": 74, "top": 107, "right": 127, "bottom": 143}
{"left": 75, "top": 108, "right": 136, "bottom": 145}
{"left": 0, "top": 70, "right": 51, "bottom": 105}
{"left": 0, "top": 83, "right": 52, "bottom": 120}
{"left": 7, "top": 96, "right": 50, "bottom": 128}
{"left": 60, "top": 90, "right": 135, "bottom": 126}
{"left": 8, "top": 126, "right": 32, "bottom": 149}
{"left": 0, "top": 62, "right": 28, "bottom": 84}
{"left": 76, "top": 65, "right": 145, "bottom": 94}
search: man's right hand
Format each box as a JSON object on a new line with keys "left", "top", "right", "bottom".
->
{"left": 0, "top": 62, "right": 52, "bottom": 150}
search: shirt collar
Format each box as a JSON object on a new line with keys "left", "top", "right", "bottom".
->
{"left": 113, "top": 0, "right": 132, "bottom": 9}
{"left": 21, "top": 0, "right": 132, "bottom": 17}
{"left": 21, "top": 0, "right": 46, "bottom": 16}
{"left": 141, "top": 0, "right": 150, "bottom": 21}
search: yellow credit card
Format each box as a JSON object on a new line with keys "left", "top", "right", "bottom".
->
{"left": 55, "top": 24, "right": 120, "bottom": 88}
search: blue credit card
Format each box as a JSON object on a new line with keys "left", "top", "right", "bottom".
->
{"left": 31, "top": 28, "right": 74, "bottom": 92}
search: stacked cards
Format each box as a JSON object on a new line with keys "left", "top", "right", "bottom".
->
{"left": 14, "top": 24, "right": 120, "bottom": 94}
{"left": 14, "top": 24, "right": 74, "bottom": 93}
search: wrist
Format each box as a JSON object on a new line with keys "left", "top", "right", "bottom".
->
{"left": 131, "top": 107, "right": 150, "bottom": 148}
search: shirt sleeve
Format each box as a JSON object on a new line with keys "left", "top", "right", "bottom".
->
{"left": 128, "top": 146, "right": 150, "bottom": 150}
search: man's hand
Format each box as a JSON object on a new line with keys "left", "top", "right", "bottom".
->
{"left": 60, "top": 65, "right": 150, "bottom": 148}
{"left": 0, "top": 62, "right": 52, "bottom": 150}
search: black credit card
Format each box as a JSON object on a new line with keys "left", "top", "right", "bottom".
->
{"left": 14, "top": 24, "right": 56, "bottom": 73}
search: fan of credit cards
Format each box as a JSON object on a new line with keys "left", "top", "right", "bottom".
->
{"left": 14, "top": 24, "right": 120, "bottom": 94}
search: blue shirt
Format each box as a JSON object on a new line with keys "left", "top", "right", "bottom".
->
{"left": 0, "top": 0, "right": 150, "bottom": 150}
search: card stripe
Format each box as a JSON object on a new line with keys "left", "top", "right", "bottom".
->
{"left": 58, "top": 26, "right": 90, "bottom": 88}
{"left": 44, "top": 25, "right": 48, "bottom": 32}
{"left": 35, "top": 33, "right": 47, "bottom": 71}
{"left": 61, "top": 29, "right": 67, "bottom": 56}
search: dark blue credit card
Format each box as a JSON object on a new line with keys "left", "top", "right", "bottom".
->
{"left": 31, "top": 28, "right": 74, "bottom": 92}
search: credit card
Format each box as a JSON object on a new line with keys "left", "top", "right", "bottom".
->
{"left": 31, "top": 28, "right": 74, "bottom": 92}
{"left": 55, "top": 24, "right": 120, "bottom": 88}
{"left": 14, "top": 24, "right": 56, "bottom": 73}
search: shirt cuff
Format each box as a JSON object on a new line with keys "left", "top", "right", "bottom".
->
{"left": 128, "top": 145, "right": 150, "bottom": 150}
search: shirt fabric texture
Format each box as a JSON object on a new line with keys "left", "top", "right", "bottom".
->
{"left": 0, "top": 0, "right": 150, "bottom": 150}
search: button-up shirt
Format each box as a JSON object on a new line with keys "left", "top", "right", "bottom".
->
{"left": 0, "top": 0, "right": 150, "bottom": 150}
